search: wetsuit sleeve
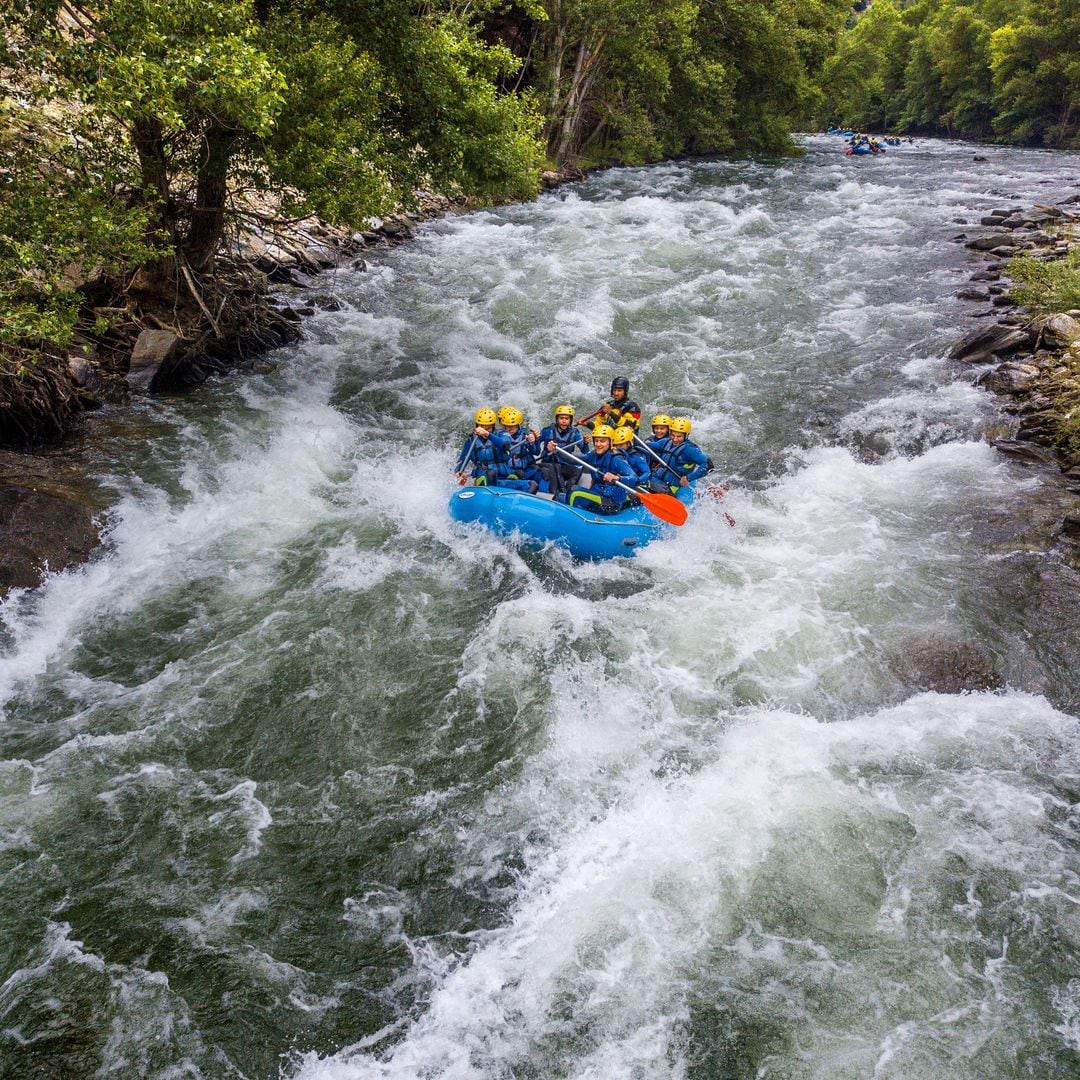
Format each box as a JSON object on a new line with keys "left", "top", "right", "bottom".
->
{"left": 621, "top": 401, "right": 642, "bottom": 430}
{"left": 612, "top": 455, "right": 636, "bottom": 484}
{"left": 683, "top": 444, "right": 710, "bottom": 483}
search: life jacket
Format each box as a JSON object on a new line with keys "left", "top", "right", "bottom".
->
{"left": 500, "top": 430, "right": 537, "bottom": 475}
{"left": 603, "top": 396, "right": 642, "bottom": 431}
{"left": 617, "top": 447, "right": 650, "bottom": 487}
{"left": 457, "top": 431, "right": 509, "bottom": 474}
{"left": 579, "top": 448, "right": 634, "bottom": 501}
{"left": 539, "top": 424, "right": 586, "bottom": 463}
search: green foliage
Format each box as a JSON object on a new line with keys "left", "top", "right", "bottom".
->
{"left": 0, "top": 101, "right": 153, "bottom": 347}
{"left": 821, "top": 0, "right": 1080, "bottom": 147}
{"left": 1009, "top": 247, "right": 1080, "bottom": 316}
{"left": 1, "top": 0, "right": 544, "bottom": 354}
{"left": 533, "top": 0, "right": 850, "bottom": 165}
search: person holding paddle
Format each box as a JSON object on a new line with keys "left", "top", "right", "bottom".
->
{"left": 578, "top": 376, "right": 642, "bottom": 433}
{"left": 644, "top": 416, "right": 710, "bottom": 492}
{"left": 563, "top": 424, "right": 635, "bottom": 515}
{"left": 538, "top": 404, "right": 587, "bottom": 496}
{"left": 494, "top": 406, "right": 542, "bottom": 493}
{"left": 455, "top": 408, "right": 509, "bottom": 486}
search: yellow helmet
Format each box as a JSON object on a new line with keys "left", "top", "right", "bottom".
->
{"left": 475, "top": 407, "right": 497, "bottom": 426}
{"left": 497, "top": 406, "right": 524, "bottom": 427}
{"left": 651, "top": 414, "right": 672, "bottom": 429}
{"left": 611, "top": 426, "right": 635, "bottom": 446}
{"left": 669, "top": 417, "right": 692, "bottom": 434}
{"left": 554, "top": 404, "right": 574, "bottom": 418}
{"left": 592, "top": 424, "right": 616, "bottom": 441}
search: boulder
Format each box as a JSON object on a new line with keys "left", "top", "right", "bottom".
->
{"left": 969, "top": 269, "right": 1000, "bottom": 282}
{"left": 0, "top": 481, "right": 100, "bottom": 595}
{"left": 991, "top": 438, "right": 1058, "bottom": 464}
{"left": 956, "top": 287, "right": 990, "bottom": 301}
{"left": 977, "top": 362, "right": 1041, "bottom": 396}
{"left": 966, "top": 233, "right": 1013, "bottom": 251}
{"left": 948, "top": 323, "right": 1032, "bottom": 363}
{"left": 1033, "top": 314, "right": 1080, "bottom": 349}
{"left": 888, "top": 636, "right": 1001, "bottom": 694}
{"left": 128, "top": 329, "right": 186, "bottom": 391}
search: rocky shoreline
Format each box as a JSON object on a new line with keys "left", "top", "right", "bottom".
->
{"left": 946, "top": 194, "right": 1080, "bottom": 547}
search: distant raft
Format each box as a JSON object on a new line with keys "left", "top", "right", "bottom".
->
{"left": 448, "top": 485, "right": 696, "bottom": 560}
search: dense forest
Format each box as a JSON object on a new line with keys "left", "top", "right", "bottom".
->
{"left": 821, "top": 0, "right": 1079, "bottom": 147}
{"left": 1, "top": 0, "right": 1077, "bottom": 444}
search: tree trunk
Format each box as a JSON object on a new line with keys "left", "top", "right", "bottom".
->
{"left": 183, "top": 123, "right": 236, "bottom": 269}
{"left": 130, "top": 115, "right": 177, "bottom": 291}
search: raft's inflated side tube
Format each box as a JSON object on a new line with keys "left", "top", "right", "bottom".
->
{"left": 448, "top": 485, "right": 695, "bottom": 560}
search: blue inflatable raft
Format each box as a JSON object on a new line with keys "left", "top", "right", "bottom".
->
{"left": 448, "top": 485, "right": 695, "bottom": 560}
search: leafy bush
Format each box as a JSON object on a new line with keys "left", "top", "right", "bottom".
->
{"left": 1009, "top": 247, "right": 1080, "bottom": 317}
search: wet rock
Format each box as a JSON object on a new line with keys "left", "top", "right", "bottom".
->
{"left": 957, "top": 287, "right": 991, "bottom": 301}
{"left": 991, "top": 293, "right": 1014, "bottom": 307}
{"left": 0, "top": 478, "right": 100, "bottom": 594}
{"left": 991, "top": 439, "right": 1058, "bottom": 464}
{"left": 1032, "top": 314, "right": 1080, "bottom": 349}
{"left": 977, "top": 362, "right": 1041, "bottom": 396}
{"left": 966, "top": 234, "right": 1012, "bottom": 251}
{"left": 310, "top": 293, "right": 343, "bottom": 311}
{"left": 888, "top": 636, "right": 1001, "bottom": 694}
{"left": 969, "top": 269, "right": 1000, "bottom": 282}
{"left": 949, "top": 323, "right": 1032, "bottom": 363}
{"left": 128, "top": 329, "right": 186, "bottom": 392}
{"left": 1061, "top": 515, "right": 1080, "bottom": 544}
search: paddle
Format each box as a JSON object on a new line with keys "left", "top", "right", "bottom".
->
{"left": 575, "top": 405, "right": 605, "bottom": 428}
{"left": 631, "top": 432, "right": 676, "bottom": 479}
{"left": 552, "top": 445, "right": 688, "bottom": 527}
{"left": 455, "top": 433, "right": 480, "bottom": 485}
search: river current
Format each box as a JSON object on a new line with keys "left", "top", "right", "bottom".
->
{"left": 2, "top": 137, "right": 1079, "bottom": 1078}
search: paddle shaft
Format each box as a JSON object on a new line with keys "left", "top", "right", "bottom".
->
{"left": 456, "top": 435, "right": 479, "bottom": 478}
{"left": 575, "top": 405, "right": 605, "bottom": 427}
{"left": 632, "top": 432, "right": 688, "bottom": 484}
{"left": 552, "top": 444, "right": 644, "bottom": 500}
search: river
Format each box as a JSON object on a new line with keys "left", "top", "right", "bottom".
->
{"left": 1, "top": 136, "right": 1079, "bottom": 1078}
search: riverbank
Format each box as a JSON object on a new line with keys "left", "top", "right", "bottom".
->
{"left": 945, "top": 193, "right": 1080, "bottom": 546}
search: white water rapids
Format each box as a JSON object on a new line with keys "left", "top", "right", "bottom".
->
{"left": 1, "top": 137, "right": 1078, "bottom": 1078}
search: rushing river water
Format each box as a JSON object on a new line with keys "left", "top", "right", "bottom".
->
{"left": 2, "top": 136, "right": 1080, "bottom": 1078}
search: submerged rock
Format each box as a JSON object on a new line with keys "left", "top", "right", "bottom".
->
{"left": 888, "top": 636, "right": 1002, "bottom": 695}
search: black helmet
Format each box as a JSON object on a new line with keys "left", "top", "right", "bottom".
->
{"left": 611, "top": 376, "right": 630, "bottom": 392}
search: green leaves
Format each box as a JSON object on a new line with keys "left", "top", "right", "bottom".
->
{"left": 821, "top": 0, "right": 1079, "bottom": 147}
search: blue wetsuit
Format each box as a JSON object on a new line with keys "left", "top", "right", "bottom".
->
{"left": 538, "top": 424, "right": 587, "bottom": 495}
{"left": 646, "top": 436, "right": 710, "bottom": 491}
{"left": 618, "top": 447, "right": 651, "bottom": 488}
{"left": 494, "top": 429, "right": 542, "bottom": 491}
{"left": 456, "top": 431, "right": 509, "bottom": 486}
{"left": 566, "top": 449, "right": 635, "bottom": 513}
